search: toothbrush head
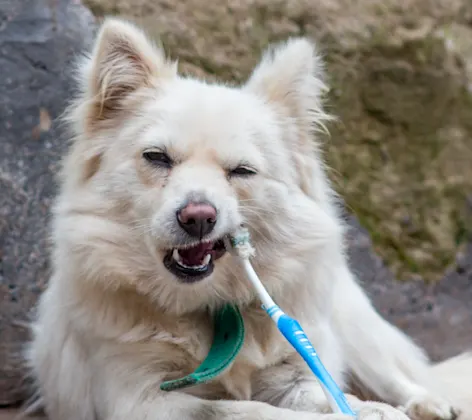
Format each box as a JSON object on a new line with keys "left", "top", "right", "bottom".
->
{"left": 225, "top": 226, "right": 255, "bottom": 259}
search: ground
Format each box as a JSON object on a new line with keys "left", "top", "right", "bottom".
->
{"left": 84, "top": 0, "right": 472, "bottom": 282}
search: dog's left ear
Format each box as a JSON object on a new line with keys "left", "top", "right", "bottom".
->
{"left": 245, "top": 39, "right": 333, "bottom": 200}
{"left": 245, "top": 38, "right": 330, "bottom": 136}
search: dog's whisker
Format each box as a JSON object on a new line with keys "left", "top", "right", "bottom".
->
{"left": 241, "top": 205, "right": 279, "bottom": 216}
{"left": 241, "top": 221, "right": 270, "bottom": 243}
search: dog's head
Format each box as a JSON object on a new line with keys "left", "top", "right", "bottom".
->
{"left": 57, "top": 19, "right": 342, "bottom": 314}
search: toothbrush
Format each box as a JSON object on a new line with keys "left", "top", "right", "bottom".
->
{"left": 226, "top": 227, "right": 356, "bottom": 417}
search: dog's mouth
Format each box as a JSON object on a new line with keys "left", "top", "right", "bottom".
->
{"left": 163, "top": 239, "right": 227, "bottom": 282}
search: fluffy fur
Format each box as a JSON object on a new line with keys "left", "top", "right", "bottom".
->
{"left": 28, "top": 18, "right": 472, "bottom": 420}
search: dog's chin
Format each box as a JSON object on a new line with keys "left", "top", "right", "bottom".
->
{"left": 163, "top": 238, "right": 227, "bottom": 283}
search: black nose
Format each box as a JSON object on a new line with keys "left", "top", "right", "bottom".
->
{"left": 177, "top": 201, "right": 217, "bottom": 238}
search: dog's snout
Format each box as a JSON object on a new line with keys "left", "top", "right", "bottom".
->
{"left": 177, "top": 201, "right": 217, "bottom": 238}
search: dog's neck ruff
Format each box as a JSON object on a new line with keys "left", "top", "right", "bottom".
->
{"left": 160, "top": 304, "right": 245, "bottom": 391}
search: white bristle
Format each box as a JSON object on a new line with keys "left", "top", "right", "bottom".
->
{"left": 227, "top": 226, "right": 255, "bottom": 259}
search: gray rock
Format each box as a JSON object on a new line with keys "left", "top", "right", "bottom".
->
{"left": 0, "top": 0, "right": 95, "bottom": 405}
{"left": 345, "top": 214, "right": 472, "bottom": 362}
{"left": 0, "top": 0, "right": 470, "bottom": 407}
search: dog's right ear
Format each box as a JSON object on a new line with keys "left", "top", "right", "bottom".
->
{"left": 245, "top": 39, "right": 334, "bottom": 202}
{"left": 80, "top": 18, "right": 176, "bottom": 130}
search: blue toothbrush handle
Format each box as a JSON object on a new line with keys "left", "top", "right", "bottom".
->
{"left": 277, "top": 314, "right": 356, "bottom": 416}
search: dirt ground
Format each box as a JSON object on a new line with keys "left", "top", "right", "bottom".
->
{"left": 83, "top": 0, "right": 472, "bottom": 282}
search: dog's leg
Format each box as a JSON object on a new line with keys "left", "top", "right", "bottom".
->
{"left": 332, "top": 264, "right": 459, "bottom": 420}
{"left": 251, "top": 356, "right": 410, "bottom": 420}
{"left": 100, "top": 390, "right": 350, "bottom": 420}
{"left": 89, "top": 364, "right": 363, "bottom": 420}
{"left": 34, "top": 333, "right": 408, "bottom": 420}
{"left": 31, "top": 329, "right": 351, "bottom": 420}
{"left": 98, "top": 349, "right": 413, "bottom": 420}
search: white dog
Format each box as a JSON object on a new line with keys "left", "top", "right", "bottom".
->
{"left": 28, "top": 18, "right": 472, "bottom": 420}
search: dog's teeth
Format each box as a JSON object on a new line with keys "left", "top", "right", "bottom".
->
{"left": 171, "top": 249, "right": 211, "bottom": 270}
{"left": 172, "top": 249, "right": 182, "bottom": 263}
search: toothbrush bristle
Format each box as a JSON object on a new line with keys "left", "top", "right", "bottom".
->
{"left": 227, "top": 226, "right": 255, "bottom": 259}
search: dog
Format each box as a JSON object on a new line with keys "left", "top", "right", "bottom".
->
{"left": 28, "top": 18, "right": 472, "bottom": 420}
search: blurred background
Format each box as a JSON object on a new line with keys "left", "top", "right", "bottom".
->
{"left": 0, "top": 0, "right": 471, "bottom": 416}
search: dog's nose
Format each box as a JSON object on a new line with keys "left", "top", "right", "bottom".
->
{"left": 177, "top": 201, "right": 217, "bottom": 238}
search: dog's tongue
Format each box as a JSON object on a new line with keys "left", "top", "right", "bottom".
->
{"left": 179, "top": 242, "right": 213, "bottom": 266}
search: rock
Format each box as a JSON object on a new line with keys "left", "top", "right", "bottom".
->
{"left": 346, "top": 214, "right": 472, "bottom": 362}
{"left": 0, "top": 0, "right": 95, "bottom": 405}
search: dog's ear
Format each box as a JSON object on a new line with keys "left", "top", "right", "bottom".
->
{"left": 246, "top": 39, "right": 334, "bottom": 201}
{"left": 81, "top": 18, "right": 176, "bottom": 129}
{"left": 245, "top": 38, "right": 331, "bottom": 138}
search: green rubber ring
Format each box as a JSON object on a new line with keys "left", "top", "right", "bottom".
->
{"left": 160, "top": 304, "right": 245, "bottom": 391}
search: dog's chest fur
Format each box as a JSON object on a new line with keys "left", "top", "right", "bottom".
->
{"left": 166, "top": 304, "right": 293, "bottom": 401}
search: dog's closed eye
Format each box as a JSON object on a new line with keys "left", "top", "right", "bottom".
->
{"left": 229, "top": 166, "right": 257, "bottom": 178}
{"left": 143, "top": 150, "right": 173, "bottom": 169}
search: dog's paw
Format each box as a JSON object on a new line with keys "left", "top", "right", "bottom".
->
{"left": 401, "top": 394, "right": 459, "bottom": 420}
{"left": 355, "top": 401, "right": 411, "bottom": 420}
{"left": 336, "top": 396, "right": 410, "bottom": 419}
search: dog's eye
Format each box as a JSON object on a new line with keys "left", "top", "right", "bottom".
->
{"left": 229, "top": 166, "right": 257, "bottom": 177}
{"left": 143, "top": 151, "right": 172, "bottom": 168}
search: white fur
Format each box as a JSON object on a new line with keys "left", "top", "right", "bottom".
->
{"left": 28, "top": 18, "right": 471, "bottom": 420}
